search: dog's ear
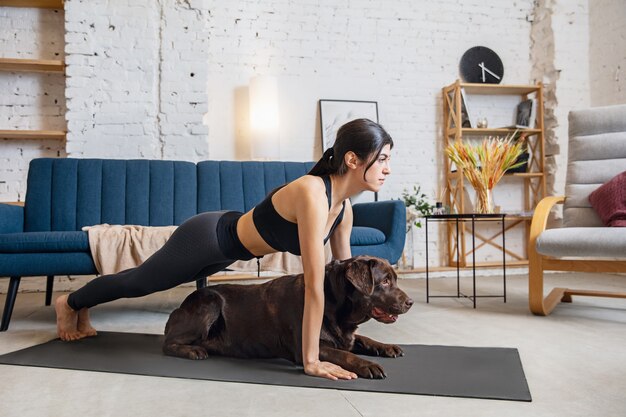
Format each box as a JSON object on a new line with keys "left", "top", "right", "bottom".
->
{"left": 345, "top": 257, "right": 375, "bottom": 296}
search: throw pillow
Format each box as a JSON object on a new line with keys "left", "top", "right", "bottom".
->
{"left": 588, "top": 170, "right": 626, "bottom": 227}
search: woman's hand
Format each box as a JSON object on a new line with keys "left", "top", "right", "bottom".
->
{"left": 304, "top": 360, "right": 358, "bottom": 380}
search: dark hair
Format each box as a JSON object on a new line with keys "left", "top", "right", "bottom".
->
{"left": 309, "top": 118, "right": 394, "bottom": 177}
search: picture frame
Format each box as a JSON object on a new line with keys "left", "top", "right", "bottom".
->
{"left": 319, "top": 99, "right": 379, "bottom": 151}
{"left": 515, "top": 98, "right": 537, "bottom": 128}
{"left": 318, "top": 99, "right": 380, "bottom": 203}
{"left": 459, "top": 88, "right": 473, "bottom": 128}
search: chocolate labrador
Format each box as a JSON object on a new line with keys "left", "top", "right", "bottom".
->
{"left": 163, "top": 255, "right": 413, "bottom": 379}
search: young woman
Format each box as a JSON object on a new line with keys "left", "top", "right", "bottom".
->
{"left": 55, "top": 118, "right": 393, "bottom": 381}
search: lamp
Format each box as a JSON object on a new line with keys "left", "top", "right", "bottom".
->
{"left": 249, "top": 75, "right": 280, "bottom": 160}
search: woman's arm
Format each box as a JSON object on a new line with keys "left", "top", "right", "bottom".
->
{"left": 330, "top": 199, "right": 353, "bottom": 261}
{"left": 296, "top": 184, "right": 357, "bottom": 381}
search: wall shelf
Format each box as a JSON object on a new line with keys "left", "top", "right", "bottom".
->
{"left": 0, "top": 58, "right": 64, "bottom": 73}
{"left": 0, "top": 0, "right": 63, "bottom": 8}
{"left": 0, "top": 130, "right": 66, "bottom": 140}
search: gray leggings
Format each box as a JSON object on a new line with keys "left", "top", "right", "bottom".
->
{"left": 67, "top": 211, "right": 235, "bottom": 311}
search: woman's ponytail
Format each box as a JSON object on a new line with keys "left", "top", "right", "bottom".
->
{"left": 309, "top": 147, "right": 337, "bottom": 176}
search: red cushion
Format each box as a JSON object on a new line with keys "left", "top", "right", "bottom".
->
{"left": 588, "top": 171, "right": 626, "bottom": 227}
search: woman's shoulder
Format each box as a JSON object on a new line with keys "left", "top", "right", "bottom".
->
{"left": 286, "top": 174, "right": 326, "bottom": 195}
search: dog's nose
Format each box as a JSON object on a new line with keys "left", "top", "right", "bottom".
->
{"left": 405, "top": 298, "right": 414, "bottom": 309}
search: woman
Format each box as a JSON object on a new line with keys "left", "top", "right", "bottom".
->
{"left": 55, "top": 118, "right": 393, "bottom": 381}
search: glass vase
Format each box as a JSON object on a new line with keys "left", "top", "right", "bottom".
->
{"left": 475, "top": 188, "right": 495, "bottom": 214}
{"left": 399, "top": 226, "right": 414, "bottom": 270}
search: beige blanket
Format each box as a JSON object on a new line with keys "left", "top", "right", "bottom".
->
{"left": 83, "top": 224, "right": 330, "bottom": 276}
{"left": 83, "top": 224, "right": 178, "bottom": 275}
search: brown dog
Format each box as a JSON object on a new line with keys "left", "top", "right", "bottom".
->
{"left": 163, "top": 255, "right": 413, "bottom": 379}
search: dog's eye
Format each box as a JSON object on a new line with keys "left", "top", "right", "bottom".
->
{"left": 381, "top": 278, "right": 390, "bottom": 286}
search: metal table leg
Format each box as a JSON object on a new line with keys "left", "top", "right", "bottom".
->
{"left": 426, "top": 217, "right": 429, "bottom": 303}
{"left": 472, "top": 216, "right": 476, "bottom": 308}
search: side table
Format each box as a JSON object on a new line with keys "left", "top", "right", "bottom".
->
{"left": 425, "top": 213, "right": 507, "bottom": 308}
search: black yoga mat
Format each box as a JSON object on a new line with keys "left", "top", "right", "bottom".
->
{"left": 0, "top": 331, "right": 531, "bottom": 402}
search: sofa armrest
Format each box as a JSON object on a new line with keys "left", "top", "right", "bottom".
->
{"left": 351, "top": 200, "right": 406, "bottom": 264}
{"left": 529, "top": 195, "right": 565, "bottom": 268}
{"left": 0, "top": 203, "right": 24, "bottom": 234}
{"left": 352, "top": 200, "right": 405, "bottom": 236}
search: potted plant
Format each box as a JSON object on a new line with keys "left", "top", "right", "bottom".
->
{"left": 398, "top": 186, "right": 434, "bottom": 269}
{"left": 401, "top": 185, "right": 434, "bottom": 230}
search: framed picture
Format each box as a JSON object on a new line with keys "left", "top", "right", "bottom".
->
{"left": 319, "top": 99, "right": 379, "bottom": 151}
{"left": 460, "top": 88, "right": 473, "bottom": 128}
{"left": 318, "top": 99, "right": 380, "bottom": 203}
{"left": 515, "top": 98, "right": 537, "bottom": 128}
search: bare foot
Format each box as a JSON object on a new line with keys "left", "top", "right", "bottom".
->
{"left": 55, "top": 295, "right": 84, "bottom": 341}
{"left": 77, "top": 308, "right": 97, "bottom": 337}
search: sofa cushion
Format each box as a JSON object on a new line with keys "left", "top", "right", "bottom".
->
{"left": 197, "top": 161, "right": 315, "bottom": 213}
{"left": 350, "top": 226, "right": 386, "bottom": 246}
{"left": 588, "top": 170, "right": 626, "bottom": 227}
{"left": 536, "top": 227, "right": 626, "bottom": 258}
{"left": 24, "top": 158, "right": 197, "bottom": 232}
{"left": 0, "top": 231, "right": 89, "bottom": 253}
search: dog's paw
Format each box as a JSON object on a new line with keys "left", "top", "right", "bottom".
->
{"left": 379, "top": 343, "right": 404, "bottom": 358}
{"left": 355, "top": 361, "right": 387, "bottom": 379}
{"left": 163, "top": 343, "right": 209, "bottom": 360}
{"left": 185, "top": 346, "right": 209, "bottom": 360}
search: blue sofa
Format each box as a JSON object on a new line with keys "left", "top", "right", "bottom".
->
{"left": 0, "top": 158, "right": 405, "bottom": 331}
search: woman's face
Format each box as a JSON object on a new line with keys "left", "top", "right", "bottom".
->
{"left": 362, "top": 144, "right": 392, "bottom": 192}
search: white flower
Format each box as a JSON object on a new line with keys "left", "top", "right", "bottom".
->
{"left": 406, "top": 206, "right": 420, "bottom": 224}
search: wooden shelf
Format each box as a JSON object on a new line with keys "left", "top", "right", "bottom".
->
{"left": 448, "top": 128, "right": 542, "bottom": 137}
{"left": 1, "top": 201, "right": 25, "bottom": 207}
{"left": 396, "top": 259, "right": 529, "bottom": 274}
{"left": 503, "top": 215, "right": 533, "bottom": 221}
{"left": 0, "top": 0, "right": 64, "bottom": 8}
{"left": 449, "top": 171, "right": 543, "bottom": 179}
{"left": 0, "top": 130, "right": 66, "bottom": 140}
{"left": 507, "top": 172, "right": 543, "bottom": 178}
{"left": 451, "top": 260, "right": 530, "bottom": 268}
{"left": 0, "top": 58, "right": 64, "bottom": 73}
{"left": 444, "top": 82, "right": 541, "bottom": 96}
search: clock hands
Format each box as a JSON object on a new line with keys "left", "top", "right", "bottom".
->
{"left": 478, "top": 62, "right": 501, "bottom": 81}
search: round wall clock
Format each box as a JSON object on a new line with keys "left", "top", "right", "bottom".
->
{"left": 459, "top": 46, "right": 504, "bottom": 84}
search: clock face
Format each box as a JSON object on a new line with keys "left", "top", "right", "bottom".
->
{"left": 459, "top": 46, "right": 504, "bottom": 84}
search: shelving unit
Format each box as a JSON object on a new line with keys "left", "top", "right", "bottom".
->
{"left": 442, "top": 80, "right": 546, "bottom": 267}
{"left": 0, "top": 57, "right": 64, "bottom": 73}
{"left": 0, "top": 0, "right": 66, "bottom": 204}
{"left": 0, "top": 129, "right": 66, "bottom": 141}
{"left": 0, "top": 1, "right": 63, "bottom": 9}
{"left": 0, "top": 1, "right": 66, "bottom": 143}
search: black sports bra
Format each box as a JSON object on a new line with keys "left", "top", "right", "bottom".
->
{"left": 251, "top": 175, "right": 346, "bottom": 256}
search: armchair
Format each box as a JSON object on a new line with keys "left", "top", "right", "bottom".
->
{"left": 528, "top": 104, "right": 626, "bottom": 315}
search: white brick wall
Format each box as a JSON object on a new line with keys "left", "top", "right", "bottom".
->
{"left": 0, "top": 6, "right": 66, "bottom": 201}
{"left": 589, "top": 0, "right": 626, "bottom": 107}
{"left": 64, "top": 0, "right": 210, "bottom": 160}
{"left": 551, "top": 0, "right": 590, "bottom": 199}
{"left": 0, "top": 0, "right": 595, "bottom": 287}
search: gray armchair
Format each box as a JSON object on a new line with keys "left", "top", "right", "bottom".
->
{"left": 528, "top": 104, "right": 626, "bottom": 315}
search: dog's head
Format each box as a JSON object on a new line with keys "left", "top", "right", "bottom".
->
{"left": 326, "top": 255, "right": 413, "bottom": 324}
